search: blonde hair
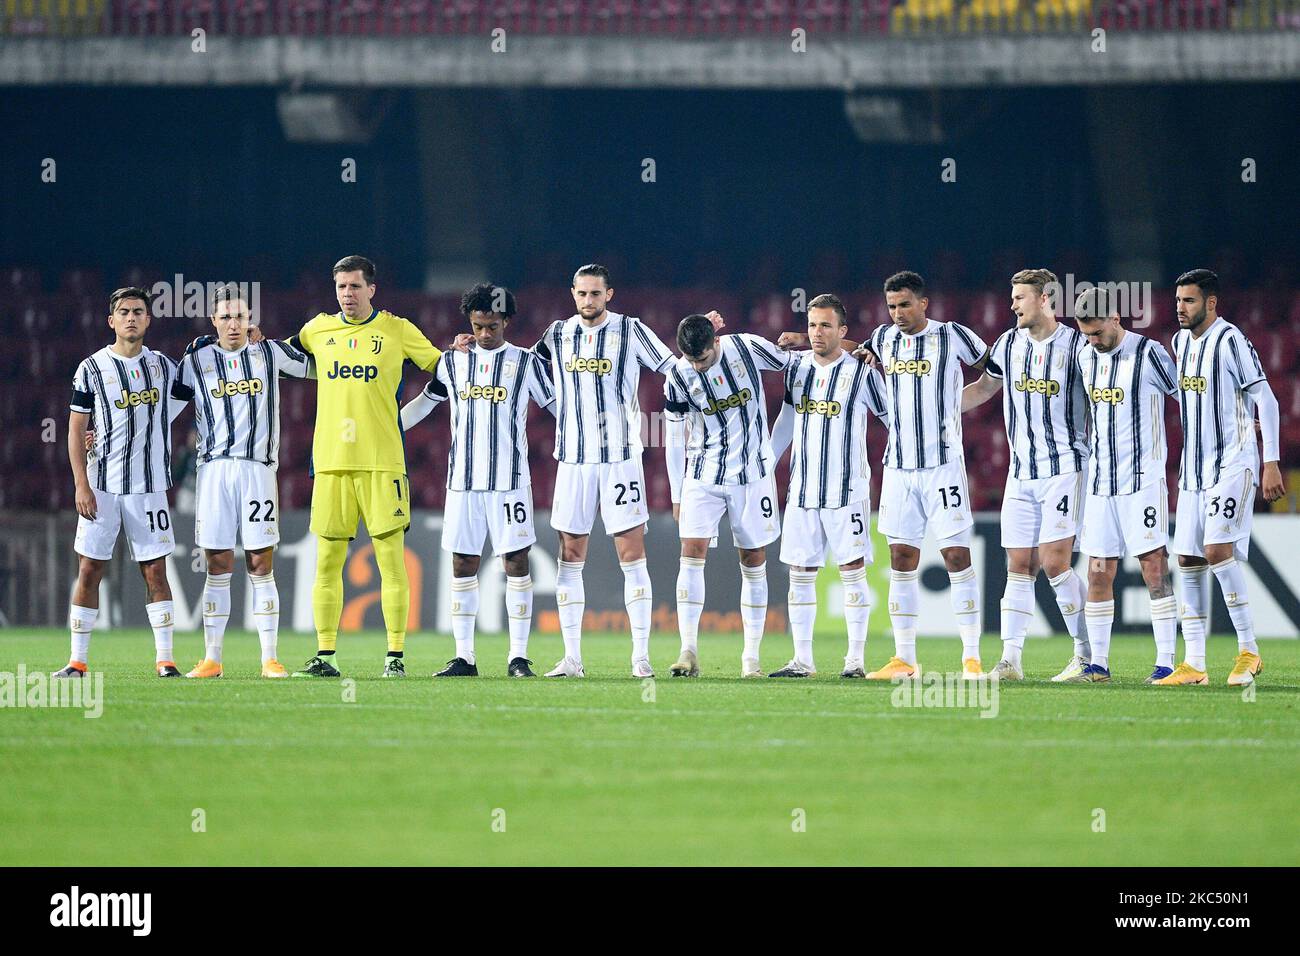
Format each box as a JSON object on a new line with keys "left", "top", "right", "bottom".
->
{"left": 1010, "top": 268, "right": 1058, "bottom": 295}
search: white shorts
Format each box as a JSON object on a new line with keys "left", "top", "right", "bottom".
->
{"left": 1173, "top": 467, "right": 1256, "bottom": 561}
{"left": 550, "top": 459, "right": 649, "bottom": 536}
{"left": 1081, "top": 479, "right": 1169, "bottom": 559}
{"left": 1000, "top": 471, "right": 1086, "bottom": 549}
{"left": 74, "top": 489, "right": 175, "bottom": 563}
{"left": 195, "top": 458, "right": 281, "bottom": 551}
{"left": 443, "top": 486, "right": 537, "bottom": 557}
{"left": 679, "top": 474, "right": 781, "bottom": 550}
{"left": 780, "top": 498, "right": 873, "bottom": 568}
{"left": 877, "top": 461, "right": 973, "bottom": 547}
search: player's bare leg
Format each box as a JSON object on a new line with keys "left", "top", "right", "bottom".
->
{"left": 501, "top": 547, "right": 536, "bottom": 677}
{"left": 140, "top": 557, "right": 179, "bottom": 677}
{"left": 546, "top": 531, "right": 588, "bottom": 677}
{"left": 614, "top": 525, "right": 655, "bottom": 677}
{"left": 57, "top": 556, "right": 108, "bottom": 677}
{"left": 189, "top": 548, "right": 234, "bottom": 678}
{"left": 869, "top": 543, "right": 921, "bottom": 679}
{"left": 941, "top": 545, "right": 983, "bottom": 678}
{"left": 437, "top": 552, "right": 483, "bottom": 677}
{"left": 671, "top": 536, "right": 708, "bottom": 677}
{"left": 1136, "top": 547, "right": 1178, "bottom": 683}
{"left": 1066, "top": 557, "right": 1117, "bottom": 682}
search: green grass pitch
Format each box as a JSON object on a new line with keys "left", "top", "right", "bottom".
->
{"left": 1, "top": 629, "right": 1297, "bottom": 866}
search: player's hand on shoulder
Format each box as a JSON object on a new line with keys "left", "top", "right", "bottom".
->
{"left": 706, "top": 310, "right": 725, "bottom": 331}
{"left": 247, "top": 325, "right": 265, "bottom": 344}
{"left": 184, "top": 334, "right": 216, "bottom": 356}
{"left": 852, "top": 346, "right": 880, "bottom": 369}
{"left": 451, "top": 333, "right": 473, "bottom": 353}
{"left": 777, "top": 331, "right": 808, "bottom": 351}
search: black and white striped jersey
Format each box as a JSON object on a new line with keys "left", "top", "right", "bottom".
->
{"left": 177, "top": 339, "right": 311, "bottom": 471}
{"left": 70, "top": 345, "right": 184, "bottom": 494}
{"left": 1173, "top": 318, "right": 1267, "bottom": 492}
{"left": 1077, "top": 330, "right": 1179, "bottom": 497}
{"left": 422, "top": 343, "right": 556, "bottom": 492}
{"left": 534, "top": 311, "right": 674, "bottom": 465}
{"left": 985, "top": 324, "right": 1090, "bottom": 480}
{"left": 782, "top": 350, "right": 890, "bottom": 509}
{"left": 869, "top": 319, "right": 988, "bottom": 471}
{"left": 663, "top": 333, "right": 792, "bottom": 485}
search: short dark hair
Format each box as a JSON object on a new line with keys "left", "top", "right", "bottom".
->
{"left": 883, "top": 271, "right": 926, "bottom": 297}
{"left": 677, "top": 314, "right": 716, "bottom": 357}
{"left": 1074, "top": 286, "right": 1117, "bottom": 321}
{"left": 210, "top": 283, "right": 247, "bottom": 311}
{"left": 1174, "top": 268, "right": 1219, "bottom": 298}
{"left": 333, "top": 255, "right": 376, "bottom": 284}
{"left": 807, "top": 293, "right": 847, "bottom": 325}
{"left": 573, "top": 263, "right": 611, "bottom": 287}
{"left": 461, "top": 282, "right": 516, "bottom": 319}
{"left": 109, "top": 286, "right": 152, "bottom": 313}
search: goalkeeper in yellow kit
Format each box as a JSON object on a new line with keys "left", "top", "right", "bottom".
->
{"left": 288, "top": 256, "right": 443, "bottom": 677}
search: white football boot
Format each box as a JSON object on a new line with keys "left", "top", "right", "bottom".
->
{"left": 544, "top": 656, "right": 585, "bottom": 678}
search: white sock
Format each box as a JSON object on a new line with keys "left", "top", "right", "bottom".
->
{"left": 146, "top": 600, "right": 175, "bottom": 663}
{"left": 450, "top": 576, "right": 479, "bottom": 664}
{"left": 1179, "top": 564, "right": 1209, "bottom": 671}
{"left": 1150, "top": 594, "right": 1177, "bottom": 668}
{"left": 202, "top": 572, "right": 232, "bottom": 664}
{"left": 69, "top": 604, "right": 97, "bottom": 666}
{"left": 1211, "top": 558, "right": 1258, "bottom": 654}
{"left": 506, "top": 574, "right": 533, "bottom": 662}
{"left": 622, "top": 558, "right": 653, "bottom": 662}
{"left": 740, "top": 563, "right": 768, "bottom": 661}
{"left": 842, "top": 566, "right": 870, "bottom": 663}
{"left": 556, "top": 560, "right": 585, "bottom": 663}
{"left": 1085, "top": 600, "right": 1114, "bottom": 669}
{"left": 889, "top": 569, "right": 919, "bottom": 665}
{"left": 787, "top": 568, "right": 818, "bottom": 667}
{"left": 249, "top": 571, "right": 279, "bottom": 663}
{"left": 676, "top": 556, "right": 706, "bottom": 654}
{"left": 999, "top": 571, "right": 1034, "bottom": 667}
{"left": 950, "top": 566, "right": 981, "bottom": 660}
{"left": 1049, "top": 567, "right": 1090, "bottom": 660}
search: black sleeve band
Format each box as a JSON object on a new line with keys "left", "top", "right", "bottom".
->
{"left": 171, "top": 381, "right": 195, "bottom": 401}
{"left": 71, "top": 389, "right": 94, "bottom": 411}
{"left": 425, "top": 377, "right": 449, "bottom": 399}
{"left": 533, "top": 337, "right": 552, "bottom": 361}
{"left": 664, "top": 400, "right": 689, "bottom": 414}
{"left": 288, "top": 334, "right": 310, "bottom": 354}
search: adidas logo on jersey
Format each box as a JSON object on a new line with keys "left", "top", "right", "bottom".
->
{"left": 458, "top": 384, "right": 509, "bottom": 403}
{"left": 113, "top": 387, "right": 161, "bottom": 409}
{"left": 1089, "top": 385, "right": 1125, "bottom": 404}
{"left": 1180, "top": 374, "right": 1209, "bottom": 393}
{"left": 210, "top": 378, "right": 264, "bottom": 398}
{"left": 1014, "top": 375, "right": 1061, "bottom": 397}
{"left": 795, "top": 396, "right": 843, "bottom": 416}
{"left": 883, "top": 358, "right": 933, "bottom": 376}
{"left": 704, "top": 388, "right": 753, "bottom": 415}
{"left": 564, "top": 355, "right": 614, "bottom": 374}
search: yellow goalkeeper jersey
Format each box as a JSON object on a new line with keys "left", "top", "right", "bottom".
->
{"left": 293, "top": 308, "right": 442, "bottom": 474}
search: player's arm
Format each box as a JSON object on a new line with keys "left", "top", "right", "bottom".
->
{"left": 770, "top": 393, "right": 795, "bottom": 464}
{"left": 962, "top": 372, "right": 1001, "bottom": 412}
{"left": 270, "top": 339, "right": 315, "bottom": 380}
{"left": 400, "top": 374, "right": 449, "bottom": 430}
{"left": 1244, "top": 378, "right": 1285, "bottom": 501}
{"left": 950, "top": 322, "right": 990, "bottom": 374}
{"left": 632, "top": 318, "right": 676, "bottom": 374}
{"left": 168, "top": 356, "right": 194, "bottom": 423}
{"left": 664, "top": 377, "right": 689, "bottom": 520}
{"left": 863, "top": 365, "right": 891, "bottom": 429}
{"left": 68, "top": 372, "right": 96, "bottom": 519}
{"left": 402, "top": 320, "right": 444, "bottom": 373}
{"left": 1146, "top": 341, "right": 1180, "bottom": 398}
{"left": 526, "top": 353, "right": 559, "bottom": 421}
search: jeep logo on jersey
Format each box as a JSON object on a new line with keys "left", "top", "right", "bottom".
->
{"left": 113, "top": 387, "right": 161, "bottom": 409}
{"left": 458, "top": 384, "right": 509, "bottom": 403}
{"left": 883, "top": 358, "right": 933, "bottom": 376}
{"left": 1014, "top": 375, "right": 1061, "bottom": 397}
{"left": 795, "top": 395, "right": 843, "bottom": 416}
{"left": 210, "top": 378, "right": 265, "bottom": 398}
{"left": 704, "top": 388, "right": 753, "bottom": 415}
{"left": 564, "top": 355, "right": 614, "bottom": 374}
{"left": 326, "top": 361, "right": 379, "bottom": 381}
{"left": 1089, "top": 385, "right": 1125, "bottom": 404}
{"left": 1181, "top": 375, "right": 1209, "bottom": 393}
